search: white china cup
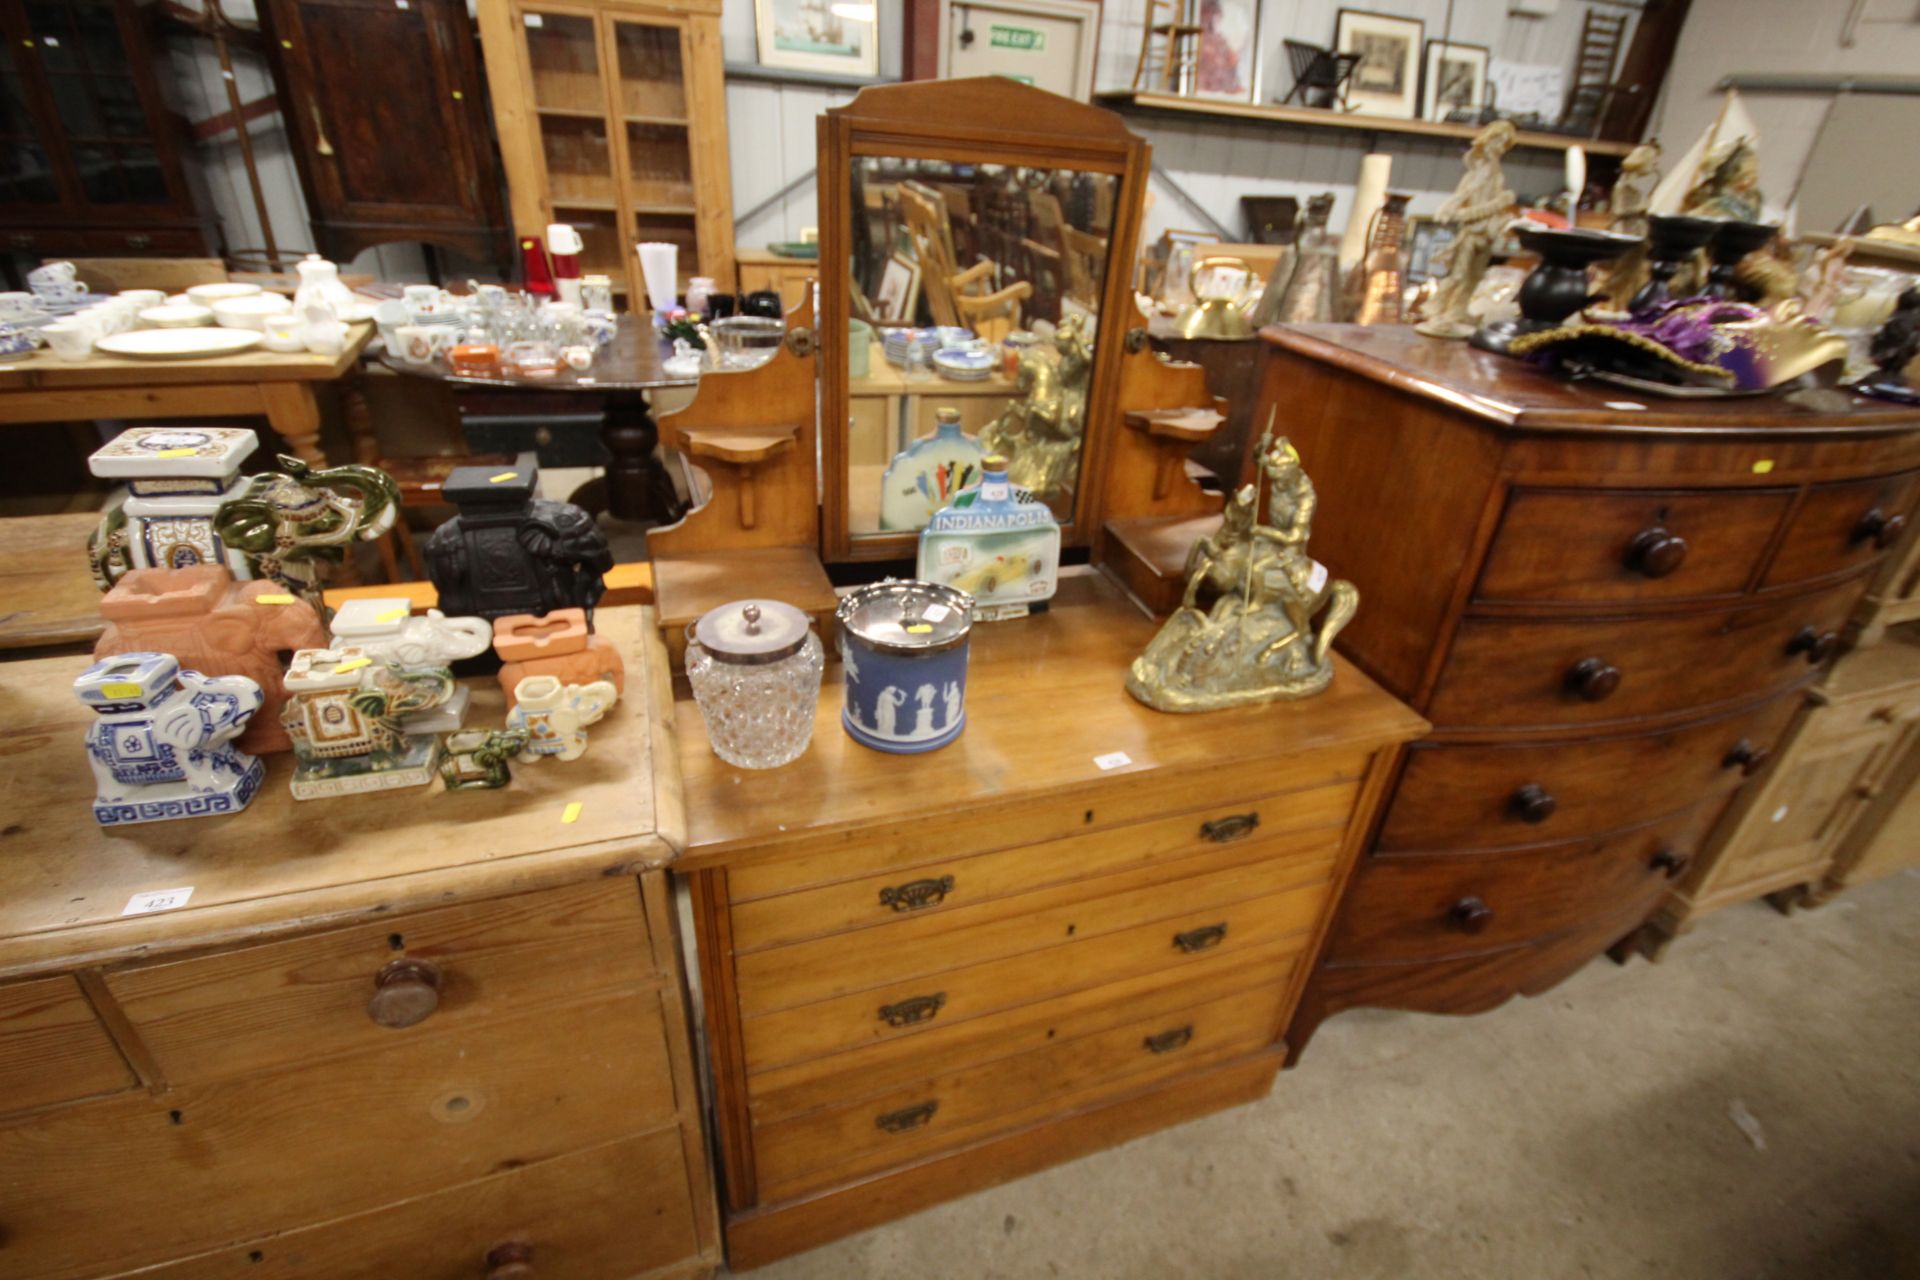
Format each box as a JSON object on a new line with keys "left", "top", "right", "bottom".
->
{"left": 394, "top": 323, "right": 451, "bottom": 364}
{"left": 262, "top": 313, "right": 306, "bottom": 353}
{"left": 42, "top": 320, "right": 95, "bottom": 361}
{"left": 116, "top": 289, "right": 166, "bottom": 310}
{"left": 27, "top": 261, "right": 84, "bottom": 297}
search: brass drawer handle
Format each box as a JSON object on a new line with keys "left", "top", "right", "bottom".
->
{"left": 878, "top": 993, "right": 946, "bottom": 1027}
{"left": 1173, "top": 922, "right": 1227, "bottom": 953}
{"left": 367, "top": 957, "right": 442, "bottom": 1028}
{"left": 1200, "top": 812, "right": 1260, "bottom": 842}
{"left": 1143, "top": 1024, "right": 1194, "bottom": 1054}
{"left": 876, "top": 1100, "right": 938, "bottom": 1133}
{"left": 880, "top": 875, "right": 955, "bottom": 912}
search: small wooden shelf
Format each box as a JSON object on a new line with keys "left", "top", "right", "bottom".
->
{"left": 551, "top": 196, "right": 621, "bottom": 211}
{"left": 536, "top": 105, "right": 608, "bottom": 119}
{"left": 626, "top": 114, "right": 689, "bottom": 126}
{"left": 631, "top": 202, "right": 697, "bottom": 216}
{"left": 1095, "top": 91, "right": 1638, "bottom": 158}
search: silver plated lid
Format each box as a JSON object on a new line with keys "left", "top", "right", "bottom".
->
{"left": 836, "top": 580, "right": 973, "bottom": 655}
{"left": 693, "top": 599, "right": 812, "bottom": 664}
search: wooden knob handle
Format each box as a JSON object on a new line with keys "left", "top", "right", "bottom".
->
{"left": 1509, "top": 784, "right": 1557, "bottom": 824}
{"left": 1852, "top": 507, "right": 1908, "bottom": 549}
{"left": 1625, "top": 526, "right": 1688, "bottom": 578}
{"left": 1650, "top": 847, "right": 1691, "bottom": 880}
{"left": 367, "top": 957, "right": 442, "bottom": 1029}
{"left": 486, "top": 1240, "right": 533, "bottom": 1280}
{"left": 1565, "top": 657, "right": 1622, "bottom": 702}
{"left": 1722, "top": 738, "right": 1770, "bottom": 776}
{"left": 1448, "top": 896, "right": 1494, "bottom": 933}
{"left": 1785, "top": 626, "right": 1838, "bottom": 665}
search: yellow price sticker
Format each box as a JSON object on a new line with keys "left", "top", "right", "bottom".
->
{"left": 154, "top": 447, "right": 197, "bottom": 458}
{"left": 101, "top": 681, "right": 145, "bottom": 699}
{"left": 906, "top": 623, "right": 933, "bottom": 634}
{"left": 1751, "top": 459, "right": 1775, "bottom": 474}
{"left": 255, "top": 593, "right": 298, "bottom": 605}
{"left": 561, "top": 802, "right": 583, "bottom": 824}
{"left": 489, "top": 471, "right": 519, "bottom": 483}
{"left": 335, "top": 656, "right": 371, "bottom": 673}
{"left": 375, "top": 607, "right": 408, "bottom": 623}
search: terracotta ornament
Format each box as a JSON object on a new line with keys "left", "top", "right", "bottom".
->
{"left": 93, "top": 565, "right": 328, "bottom": 755}
{"left": 492, "top": 608, "right": 625, "bottom": 709}
{"left": 1128, "top": 428, "right": 1358, "bottom": 712}
{"left": 76, "top": 652, "right": 265, "bottom": 825}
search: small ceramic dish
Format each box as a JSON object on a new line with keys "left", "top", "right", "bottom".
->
{"left": 185, "top": 281, "right": 264, "bottom": 304}
{"left": 140, "top": 303, "right": 216, "bottom": 329}
{"left": 212, "top": 293, "right": 293, "bottom": 330}
{"left": 933, "top": 346, "right": 996, "bottom": 380}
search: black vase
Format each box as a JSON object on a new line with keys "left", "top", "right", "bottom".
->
{"left": 1703, "top": 220, "right": 1779, "bottom": 302}
{"left": 1471, "top": 226, "right": 1640, "bottom": 355}
{"left": 1631, "top": 214, "right": 1720, "bottom": 314}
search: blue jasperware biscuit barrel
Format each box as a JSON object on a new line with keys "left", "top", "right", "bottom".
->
{"left": 837, "top": 580, "right": 973, "bottom": 754}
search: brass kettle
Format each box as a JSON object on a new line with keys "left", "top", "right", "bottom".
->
{"left": 1174, "top": 256, "right": 1256, "bottom": 340}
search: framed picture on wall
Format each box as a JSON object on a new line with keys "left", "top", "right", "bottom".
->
{"left": 754, "top": 0, "right": 881, "bottom": 77}
{"left": 1334, "top": 9, "right": 1423, "bottom": 120}
{"left": 1190, "top": 0, "right": 1262, "bottom": 103}
{"left": 1421, "top": 39, "right": 1489, "bottom": 120}
{"left": 876, "top": 253, "right": 922, "bottom": 323}
{"left": 1404, "top": 215, "right": 1456, "bottom": 285}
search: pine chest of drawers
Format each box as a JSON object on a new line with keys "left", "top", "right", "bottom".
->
{"left": 1260, "top": 325, "right": 1920, "bottom": 1055}
{"left": 673, "top": 573, "right": 1426, "bottom": 1268}
{"left": 0, "top": 609, "right": 719, "bottom": 1280}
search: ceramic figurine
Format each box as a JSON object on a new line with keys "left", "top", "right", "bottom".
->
{"left": 507, "top": 676, "right": 617, "bottom": 762}
{"left": 1680, "top": 139, "right": 1763, "bottom": 223}
{"left": 439, "top": 727, "right": 530, "bottom": 790}
{"left": 837, "top": 581, "right": 974, "bottom": 754}
{"left": 281, "top": 648, "right": 456, "bottom": 799}
{"left": 1276, "top": 194, "right": 1340, "bottom": 325}
{"left": 329, "top": 597, "right": 493, "bottom": 667}
{"left": 423, "top": 462, "right": 613, "bottom": 620}
{"left": 1128, "top": 431, "right": 1359, "bottom": 712}
{"left": 493, "top": 608, "right": 625, "bottom": 709}
{"left": 1598, "top": 143, "right": 1662, "bottom": 309}
{"left": 213, "top": 456, "right": 401, "bottom": 607}
{"left": 87, "top": 426, "right": 261, "bottom": 590}
{"left": 879, "top": 408, "right": 988, "bottom": 532}
{"left": 76, "top": 653, "right": 265, "bottom": 826}
{"left": 916, "top": 454, "right": 1060, "bottom": 619}
{"left": 1416, "top": 121, "right": 1519, "bottom": 339}
{"left": 976, "top": 313, "right": 1092, "bottom": 509}
{"left": 1858, "top": 287, "right": 1920, "bottom": 405}
{"left": 94, "top": 565, "right": 328, "bottom": 755}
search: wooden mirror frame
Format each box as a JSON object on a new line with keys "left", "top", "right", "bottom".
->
{"left": 818, "top": 78, "right": 1153, "bottom": 562}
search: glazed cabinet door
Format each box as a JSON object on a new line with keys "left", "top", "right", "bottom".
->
{"left": 260, "top": 0, "right": 502, "bottom": 244}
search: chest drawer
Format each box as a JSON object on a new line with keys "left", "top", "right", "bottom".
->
{"left": 741, "top": 879, "right": 1323, "bottom": 1074}
{"left": 1379, "top": 692, "right": 1802, "bottom": 853}
{"left": 1474, "top": 488, "right": 1793, "bottom": 606}
{"left": 1332, "top": 801, "right": 1727, "bottom": 966}
{"left": 104, "top": 880, "right": 652, "bottom": 1086}
{"left": 1761, "top": 472, "right": 1920, "bottom": 589}
{"left": 751, "top": 981, "right": 1286, "bottom": 1203}
{"left": 730, "top": 780, "right": 1356, "bottom": 953}
{"left": 1433, "top": 581, "right": 1863, "bottom": 731}
{"left": 0, "top": 975, "right": 136, "bottom": 1118}
{"left": 0, "top": 991, "right": 676, "bottom": 1280}
{"left": 734, "top": 828, "right": 1338, "bottom": 1018}
{"left": 115, "top": 1128, "right": 702, "bottom": 1280}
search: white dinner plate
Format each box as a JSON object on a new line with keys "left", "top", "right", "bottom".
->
{"left": 95, "top": 327, "right": 264, "bottom": 359}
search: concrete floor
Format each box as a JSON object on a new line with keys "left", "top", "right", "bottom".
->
{"left": 748, "top": 872, "right": 1920, "bottom": 1280}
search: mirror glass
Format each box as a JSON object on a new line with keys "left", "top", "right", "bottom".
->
{"left": 844, "top": 156, "right": 1117, "bottom": 539}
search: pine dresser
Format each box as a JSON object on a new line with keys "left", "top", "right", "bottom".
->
{"left": 0, "top": 609, "right": 719, "bottom": 1280}
{"left": 673, "top": 571, "right": 1427, "bottom": 1268}
{"left": 1260, "top": 324, "right": 1920, "bottom": 1055}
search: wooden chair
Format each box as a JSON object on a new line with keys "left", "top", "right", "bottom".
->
{"left": 64, "top": 258, "right": 227, "bottom": 293}
{"left": 1279, "top": 40, "right": 1360, "bottom": 110}
{"left": 1061, "top": 226, "right": 1108, "bottom": 310}
{"left": 948, "top": 261, "right": 1030, "bottom": 344}
{"left": 1129, "top": 0, "right": 1202, "bottom": 93}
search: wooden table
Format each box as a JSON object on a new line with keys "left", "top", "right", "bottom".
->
{"left": 0, "top": 324, "right": 375, "bottom": 468}
{"left": 0, "top": 607, "right": 721, "bottom": 1280}
{"left": 0, "top": 511, "right": 107, "bottom": 652}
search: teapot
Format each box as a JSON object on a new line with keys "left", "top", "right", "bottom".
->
{"left": 1174, "top": 257, "right": 1257, "bottom": 340}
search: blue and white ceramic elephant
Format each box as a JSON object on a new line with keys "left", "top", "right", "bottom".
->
{"left": 75, "top": 652, "right": 265, "bottom": 826}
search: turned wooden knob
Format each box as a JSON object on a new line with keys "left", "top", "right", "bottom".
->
{"left": 1625, "top": 526, "right": 1688, "bottom": 578}
{"left": 1448, "top": 896, "right": 1495, "bottom": 934}
{"left": 1510, "top": 784, "right": 1557, "bottom": 824}
{"left": 1565, "top": 657, "right": 1622, "bottom": 702}
{"left": 1785, "top": 626, "right": 1839, "bottom": 665}
{"left": 367, "top": 957, "right": 442, "bottom": 1029}
{"left": 485, "top": 1241, "right": 533, "bottom": 1279}
{"left": 1650, "top": 847, "right": 1691, "bottom": 880}
{"left": 1723, "top": 739, "right": 1771, "bottom": 776}
{"left": 1852, "top": 507, "right": 1908, "bottom": 549}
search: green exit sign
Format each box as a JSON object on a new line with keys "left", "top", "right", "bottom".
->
{"left": 989, "top": 24, "right": 1045, "bottom": 51}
